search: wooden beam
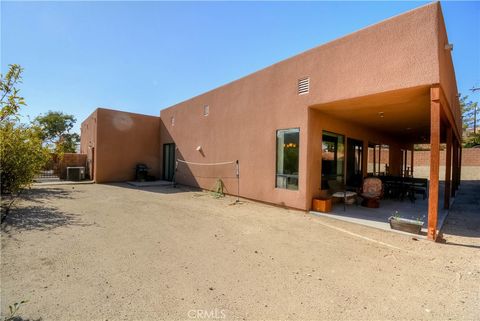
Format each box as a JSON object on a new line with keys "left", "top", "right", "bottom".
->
{"left": 444, "top": 127, "right": 452, "bottom": 209}
{"left": 435, "top": 85, "right": 462, "bottom": 143}
{"left": 428, "top": 97, "right": 441, "bottom": 241}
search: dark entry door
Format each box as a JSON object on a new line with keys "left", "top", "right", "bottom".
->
{"left": 163, "top": 143, "right": 175, "bottom": 181}
{"left": 346, "top": 138, "right": 363, "bottom": 187}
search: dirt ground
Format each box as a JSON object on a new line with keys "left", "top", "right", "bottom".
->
{"left": 1, "top": 183, "right": 479, "bottom": 321}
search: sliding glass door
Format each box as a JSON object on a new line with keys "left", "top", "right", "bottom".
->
{"left": 321, "top": 131, "right": 344, "bottom": 189}
{"left": 346, "top": 138, "right": 364, "bottom": 187}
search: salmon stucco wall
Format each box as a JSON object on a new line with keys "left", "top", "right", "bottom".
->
{"left": 159, "top": 2, "right": 446, "bottom": 210}
{"left": 160, "top": 66, "right": 310, "bottom": 210}
{"left": 81, "top": 108, "right": 161, "bottom": 183}
{"left": 80, "top": 110, "right": 97, "bottom": 180}
{"left": 437, "top": 4, "right": 462, "bottom": 136}
{"left": 300, "top": 1, "right": 440, "bottom": 105}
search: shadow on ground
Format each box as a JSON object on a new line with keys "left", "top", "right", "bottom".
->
{"left": 8, "top": 317, "right": 42, "bottom": 321}
{"left": 20, "top": 186, "right": 76, "bottom": 203}
{"left": 1, "top": 186, "right": 87, "bottom": 232}
{"left": 107, "top": 182, "right": 202, "bottom": 195}
{"left": 439, "top": 180, "right": 480, "bottom": 248}
{"left": 2, "top": 205, "right": 83, "bottom": 232}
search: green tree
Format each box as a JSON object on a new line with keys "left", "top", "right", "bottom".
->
{"left": 0, "top": 64, "right": 25, "bottom": 121}
{"left": 0, "top": 124, "right": 49, "bottom": 209}
{"left": 464, "top": 133, "right": 480, "bottom": 148}
{"left": 460, "top": 94, "right": 480, "bottom": 147}
{"left": 461, "top": 95, "right": 478, "bottom": 131}
{"left": 34, "top": 111, "right": 80, "bottom": 153}
{"left": 0, "top": 65, "right": 49, "bottom": 220}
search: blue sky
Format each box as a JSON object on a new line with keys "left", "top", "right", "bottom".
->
{"left": 1, "top": 1, "right": 479, "bottom": 133}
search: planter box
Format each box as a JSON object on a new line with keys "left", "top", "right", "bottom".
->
{"left": 388, "top": 216, "right": 423, "bottom": 234}
{"left": 312, "top": 198, "right": 332, "bottom": 213}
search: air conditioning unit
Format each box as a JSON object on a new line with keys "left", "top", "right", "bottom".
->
{"left": 67, "top": 167, "right": 85, "bottom": 181}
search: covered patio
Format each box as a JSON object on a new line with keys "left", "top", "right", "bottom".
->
{"left": 307, "top": 85, "right": 462, "bottom": 240}
{"left": 310, "top": 182, "right": 450, "bottom": 238}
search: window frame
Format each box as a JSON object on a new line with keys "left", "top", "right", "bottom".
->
{"left": 321, "top": 130, "right": 345, "bottom": 189}
{"left": 275, "top": 127, "right": 300, "bottom": 191}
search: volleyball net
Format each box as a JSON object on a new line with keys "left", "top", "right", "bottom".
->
{"left": 174, "top": 159, "right": 240, "bottom": 201}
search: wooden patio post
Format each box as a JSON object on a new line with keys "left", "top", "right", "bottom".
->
{"left": 428, "top": 92, "right": 441, "bottom": 240}
{"left": 452, "top": 138, "right": 459, "bottom": 196}
{"left": 378, "top": 144, "right": 382, "bottom": 174}
{"left": 458, "top": 146, "right": 462, "bottom": 186}
{"left": 444, "top": 127, "right": 452, "bottom": 209}
{"left": 362, "top": 140, "right": 368, "bottom": 177}
{"left": 410, "top": 148, "right": 414, "bottom": 177}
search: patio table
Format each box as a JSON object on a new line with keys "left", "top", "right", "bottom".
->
{"left": 332, "top": 191, "right": 357, "bottom": 211}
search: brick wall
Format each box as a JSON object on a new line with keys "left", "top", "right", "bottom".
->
{"left": 58, "top": 153, "right": 87, "bottom": 179}
{"left": 414, "top": 148, "right": 480, "bottom": 180}
{"left": 413, "top": 148, "right": 480, "bottom": 166}
{"left": 367, "top": 148, "right": 480, "bottom": 166}
{"left": 367, "top": 149, "right": 390, "bottom": 163}
{"left": 365, "top": 148, "right": 480, "bottom": 180}
{"left": 461, "top": 149, "right": 480, "bottom": 166}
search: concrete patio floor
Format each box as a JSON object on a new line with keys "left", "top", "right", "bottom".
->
{"left": 311, "top": 185, "right": 449, "bottom": 238}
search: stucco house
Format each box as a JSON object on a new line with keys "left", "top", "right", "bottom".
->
{"left": 81, "top": 2, "right": 461, "bottom": 240}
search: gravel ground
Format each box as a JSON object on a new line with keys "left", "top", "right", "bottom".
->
{"left": 1, "top": 183, "right": 479, "bottom": 321}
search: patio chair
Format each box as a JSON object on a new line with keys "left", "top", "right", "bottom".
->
{"left": 360, "top": 177, "right": 383, "bottom": 208}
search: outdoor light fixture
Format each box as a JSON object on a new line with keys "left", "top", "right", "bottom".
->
{"left": 378, "top": 112, "right": 385, "bottom": 118}
{"left": 196, "top": 145, "right": 205, "bottom": 157}
{"left": 445, "top": 43, "right": 453, "bottom": 51}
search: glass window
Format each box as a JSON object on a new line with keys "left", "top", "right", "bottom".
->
{"left": 380, "top": 145, "right": 390, "bottom": 175}
{"left": 401, "top": 149, "right": 412, "bottom": 177}
{"left": 368, "top": 143, "right": 389, "bottom": 176}
{"left": 346, "top": 138, "right": 363, "bottom": 187}
{"left": 276, "top": 128, "right": 300, "bottom": 190}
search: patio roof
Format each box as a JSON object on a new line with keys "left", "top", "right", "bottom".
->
{"left": 310, "top": 86, "right": 432, "bottom": 144}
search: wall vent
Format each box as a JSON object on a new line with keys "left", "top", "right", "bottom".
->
{"left": 298, "top": 77, "right": 310, "bottom": 95}
{"left": 203, "top": 105, "right": 209, "bottom": 116}
{"left": 171, "top": 116, "right": 175, "bottom": 126}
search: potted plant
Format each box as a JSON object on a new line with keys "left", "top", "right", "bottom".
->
{"left": 388, "top": 211, "right": 424, "bottom": 234}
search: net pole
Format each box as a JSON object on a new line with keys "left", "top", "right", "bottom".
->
{"left": 236, "top": 160, "right": 240, "bottom": 203}
{"left": 173, "top": 160, "right": 178, "bottom": 188}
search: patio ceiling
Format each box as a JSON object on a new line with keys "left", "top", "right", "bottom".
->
{"left": 310, "top": 86, "right": 433, "bottom": 144}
